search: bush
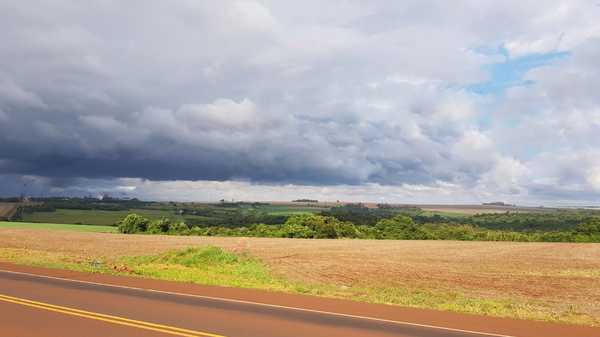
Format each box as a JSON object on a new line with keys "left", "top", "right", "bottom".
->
{"left": 117, "top": 214, "right": 150, "bottom": 234}
{"left": 147, "top": 218, "right": 171, "bottom": 234}
{"left": 284, "top": 214, "right": 359, "bottom": 239}
{"left": 574, "top": 218, "right": 600, "bottom": 235}
{"left": 375, "top": 215, "right": 427, "bottom": 240}
{"left": 168, "top": 222, "right": 190, "bottom": 234}
{"left": 280, "top": 223, "right": 315, "bottom": 238}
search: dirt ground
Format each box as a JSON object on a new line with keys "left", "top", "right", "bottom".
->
{"left": 1, "top": 228, "right": 600, "bottom": 321}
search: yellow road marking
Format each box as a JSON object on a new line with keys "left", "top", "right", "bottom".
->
{"left": 0, "top": 293, "right": 226, "bottom": 337}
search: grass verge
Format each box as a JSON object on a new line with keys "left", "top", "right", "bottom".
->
{"left": 0, "top": 246, "right": 597, "bottom": 327}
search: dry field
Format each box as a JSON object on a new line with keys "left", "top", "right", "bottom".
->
{"left": 1, "top": 228, "right": 599, "bottom": 324}
{"left": 0, "top": 203, "right": 18, "bottom": 219}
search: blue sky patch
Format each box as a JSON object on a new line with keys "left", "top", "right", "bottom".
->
{"left": 468, "top": 47, "right": 569, "bottom": 95}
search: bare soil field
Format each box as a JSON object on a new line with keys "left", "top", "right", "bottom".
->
{"left": 1, "top": 227, "right": 600, "bottom": 325}
{"left": 0, "top": 203, "right": 18, "bottom": 219}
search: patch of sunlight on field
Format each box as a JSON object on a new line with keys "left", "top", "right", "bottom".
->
{"left": 0, "top": 221, "right": 117, "bottom": 233}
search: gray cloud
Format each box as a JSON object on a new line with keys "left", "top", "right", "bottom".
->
{"left": 1, "top": 1, "right": 599, "bottom": 203}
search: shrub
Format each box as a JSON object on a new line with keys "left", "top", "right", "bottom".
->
{"left": 280, "top": 223, "right": 315, "bottom": 238}
{"left": 574, "top": 218, "right": 600, "bottom": 235}
{"left": 117, "top": 214, "right": 150, "bottom": 234}
{"left": 147, "top": 218, "right": 171, "bottom": 234}
{"left": 284, "top": 213, "right": 361, "bottom": 239}
{"left": 168, "top": 222, "right": 190, "bottom": 234}
{"left": 375, "top": 215, "right": 427, "bottom": 240}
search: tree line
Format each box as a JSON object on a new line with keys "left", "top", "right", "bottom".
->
{"left": 117, "top": 213, "right": 600, "bottom": 242}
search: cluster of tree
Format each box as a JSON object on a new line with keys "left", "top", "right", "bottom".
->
{"left": 118, "top": 213, "right": 360, "bottom": 238}
{"left": 184, "top": 209, "right": 288, "bottom": 227}
{"left": 117, "top": 213, "right": 600, "bottom": 242}
{"left": 322, "top": 205, "right": 600, "bottom": 232}
{"left": 463, "top": 212, "right": 596, "bottom": 232}
{"left": 320, "top": 204, "right": 398, "bottom": 226}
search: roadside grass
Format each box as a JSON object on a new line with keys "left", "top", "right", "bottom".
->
{"left": 121, "top": 247, "right": 280, "bottom": 289}
{"left": 0, "top": 221, "right": 117, "bottom": 233}
{"left": 0, "top": 248, "right": 115, "bottom": 273}
{"left": 0, "top": 246, "right": 597, "bottom": 327}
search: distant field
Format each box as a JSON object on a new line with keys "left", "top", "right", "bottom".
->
{"left": 20, "top": 204, "right": 328, "bottom": 226}
{"left": 21, "top": 208, "right": 189, "bottom": 226}
{"left": 0, "top": 221, "right": 117, "bottom": 233}
{"left": 256, "top": 205, "right": 328, "bottom": 215}
{"left": 0, "top": 203, "right": 18, "bottom": 219}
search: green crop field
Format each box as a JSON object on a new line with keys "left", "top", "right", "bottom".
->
{"left": 254, "top": 205, "right": 328, "bottom": 215}
{"left": 18, "top": 202, "right": 330, "bottom": 227}
{"left": 20, "top": 208, "right": 189, "bottom": 226}
{"left": 0, "top": 221, "right": 117, "bottom": 233}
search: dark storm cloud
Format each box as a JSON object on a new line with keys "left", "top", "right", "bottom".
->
{"left": 0, "top": 0, "right": 494, "bottom": 188}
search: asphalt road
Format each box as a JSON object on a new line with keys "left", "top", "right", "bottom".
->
{"left": 0, "top": 265, "right": 598, "bottom": 337}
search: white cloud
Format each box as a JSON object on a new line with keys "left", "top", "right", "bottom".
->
{"left": 176, "top": 98, "right": 260, "bottom": 130}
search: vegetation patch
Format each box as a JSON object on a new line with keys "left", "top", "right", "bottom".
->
{"left": 0, "top": 248, "right": 114, "bottom": 273}
{"left": 121, "top": 247, "right": 280, "bottom": 289}
{"left": 0, "top": 221, "right": 117, "bottom": 233}
{"left": 116, "top": 212, "right": 600, "bottom": 243}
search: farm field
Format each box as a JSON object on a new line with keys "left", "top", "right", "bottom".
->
{"left": 0, "top": 221, "right": 117, "bottom": 233}
{"left": 19, "top": 202, "right": 327, "bottom": 226}
{"left": 0, "top": 226, "right": 599, "bottom": 326}
{"left": 0, "top": 203, "right": 18, "bottom": 219}
{"left": 257, "top": 205, "right": 329, "bottom": 215}
{"left": 20, "top": 208, "right": 190, "bottom": 226}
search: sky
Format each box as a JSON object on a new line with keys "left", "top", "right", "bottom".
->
{"left": 1, "top": 1, "right": 600, "bottom": 205}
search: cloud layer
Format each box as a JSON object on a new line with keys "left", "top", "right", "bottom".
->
{"left": 1, "top": 1, "right": 599, "bottom": 204}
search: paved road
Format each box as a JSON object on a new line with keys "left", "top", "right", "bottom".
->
{"left": 0, "top": 266, "right": 598, "bottom": 337}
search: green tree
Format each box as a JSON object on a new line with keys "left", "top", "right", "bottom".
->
{"left": 284, "top": 214, "right": 341, "bottom": 238}
{"left": 147, "top": 218, "right": 171, "bottom": 234}
{"left": 117, "top": 214, "right": 150, "bottom": 234}
{"left": 280, "top": 223, "right": 316, "bottom": 238}
{"left": 375, "top": 215, "right": 427, "bottom": 240}
{"left": 168, "top": 222, "right": 189, "bottom": 234}
{"left": 574, "top": 218, "right": 600, "bottom": 235}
